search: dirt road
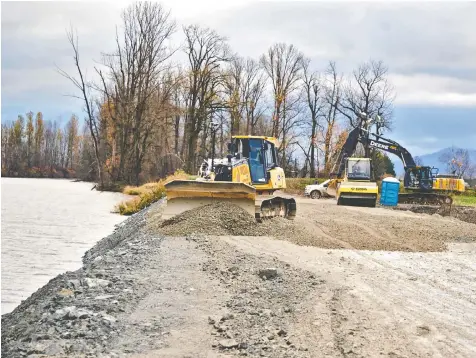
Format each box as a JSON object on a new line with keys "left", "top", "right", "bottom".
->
{"left": 220, "top": 236, "right": 476, "bottom": 357}
{"left": 3, "top": 197, "right": 475, "bottom": 357}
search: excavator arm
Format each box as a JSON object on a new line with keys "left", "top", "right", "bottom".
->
{"left": 360, "top": 134, "right": 416, "bottom": 168}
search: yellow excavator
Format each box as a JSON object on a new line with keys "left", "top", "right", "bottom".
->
{"left": 163, "top": 136, "right": 296, "bottom": 221}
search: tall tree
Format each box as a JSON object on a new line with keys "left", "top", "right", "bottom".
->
{"left": 58, "top": 27, "right": 104, "bottom": 188}
{"left": 25, "top": 112, "right": 34, "bottom": 168}
{"left": 300, "top": 57, "right": 324, "bottom": 177}
{"left": 439, "top": 146, "right": 471, "bottom": 177}
{"left": 260, "top": 43, "right": 303, "bottom": 168}
{"left": 97, "top": 1, "right": 176, "bottom": 185}
{"left": 338, "top": 59, "right": 395, "bottom": 157}
{"left": 66, "top": 115, "right": 79, "bottom": 169}
{"left": 322, "top": 61, "right": 343, "bottom": 173}
{"left": 182, "top": 24, "right": 230, "bottom": 173}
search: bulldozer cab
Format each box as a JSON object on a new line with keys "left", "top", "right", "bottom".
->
{"left": 230, "top": 136, "right": 278, "bottom": 185}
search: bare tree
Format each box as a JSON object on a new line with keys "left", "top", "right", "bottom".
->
{"left": 337, "top": 60, "right": 395, "bottom": 160}
{"left": 466, "top": 163, "right": 476, "bottom": 181}
{"left": 414, "top": 156, "right": 424, "bottom": 166}
{"left": 241, "top": 58, "right": 267, "bottom": 135}
{"left": 300, "top": 57, "right": 325, "bottom": 177}
{"left": 260, "top": 43, "right": 303, "bottom": 168}
{"left": 57, "top": 27, "right": 104, "bottom": 188}
{"left": 439, "top": 146, "right": 471, "bottom": 177}
{"left": 182, "top": 24, "right": 230, "bottom": 173}
{"left": 321, "top": 61, "right": 343, "bottom": 173}
{"left": 338, "top": 60, "right": 395, "bottom": 129}
{"left": 95, "top": 1, "right": 176, "bottom": 185}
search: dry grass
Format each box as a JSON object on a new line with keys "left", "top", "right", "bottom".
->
{"left": 117, "top": 170, "right": 194, "bottom": 215}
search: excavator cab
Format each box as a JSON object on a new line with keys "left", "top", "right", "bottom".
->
{"left": 404, "top": 166, "right": 434, "bottom": 191}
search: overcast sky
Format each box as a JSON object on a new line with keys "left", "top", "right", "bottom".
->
{"left": 2, "top": 1, "right": 475, "bottom": 158}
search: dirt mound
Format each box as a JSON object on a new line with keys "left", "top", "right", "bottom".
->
{"left": 394, "top": 205, "right": 476, "bottom": 225}
{"left": 157, "top": 202, "right": 258, "bottom": 236}
{"left": 149, "top": 201, "right": 314, "bottom": 240}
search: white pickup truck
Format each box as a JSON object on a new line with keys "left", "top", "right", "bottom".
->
{"left": 304, "top": 179, "right": 332, "bottom": 199}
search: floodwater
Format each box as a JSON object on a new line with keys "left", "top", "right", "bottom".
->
{"left": 1, "top": 178, "right": 130, "bottom": 314}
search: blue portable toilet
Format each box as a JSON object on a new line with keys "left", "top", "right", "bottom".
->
{"left": 380, "top": 177, "right": 400, "bottom": 206}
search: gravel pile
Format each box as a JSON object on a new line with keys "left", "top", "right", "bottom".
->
{"left": 150, "top": 201, "right": 315, "bottom": 240}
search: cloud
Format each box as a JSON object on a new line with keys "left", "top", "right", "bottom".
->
{"left": 1, "top": 1, "right": 475, "bottom": 154}
{"left": 389, "top": 74, "right": 476, "bottom": 107}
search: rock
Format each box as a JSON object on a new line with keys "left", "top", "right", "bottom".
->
{"left": 84, "top": 278, "right": 111, "bottom": 288}
{"left": 67, "top": 280, "right": 81, "bottom": 290}
{"left": 44, "top": 342, "right": 64, "bottom": 355}
{"left": 208, "top": 316, "right": 216, "bottom": 325}
{"left": 71, "top": 308, "right": 93, "bottom": 319}
{"left": 277, "top": 329, "right": 287, "bottom": 337}
{"left": 283, "top": 307, "right": 292, "bottom": 313}
{"left": 416, "top": 325, "right": 431, "bottom": 336}
{"left": 31, "top": 333, "right": 50, "bottom": 342}
{"left": 238, "top": 342, "right": 248, "bottom": 350}
{"left": 228, "top": 266, "right": 239, "bottom": 273}
{"left": 61, "top": 331, "right": 72, "bottom": 339}
{"left": 102, "top": 313, "right": 117, "bottom": 323}
{"left": 117, "top": 250, "right": 128, "bottom": 256}
{"left": 94, "top": 255, "right": 103, "bottom": 262}
{"left": 27, "top": 344, "right": 46, "bottom": 355}
{"left": 57, "top": 288, "right": 75, "bottom": 297}
{"left": 258, "top": 268, "right": 278, "bottom": 280}
{"left": 94, "top": 295, "right": 115, "bottom": 300}
{"left": 53, "top": 306, "right": 92, "bottom": 320}
{"left": 220, "top": 313, "right": 234, "bottom": 321}
{"left": 219, "top": 339, "right": 239, "bottom": 349}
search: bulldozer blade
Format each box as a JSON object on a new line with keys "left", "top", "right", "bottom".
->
{"left": 163, "top": 180, "right": 257, "bottom": 220}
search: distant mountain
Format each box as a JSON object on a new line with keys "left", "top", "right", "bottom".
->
{"left": 393, "top": 147, "right": 476, "bottom": 178}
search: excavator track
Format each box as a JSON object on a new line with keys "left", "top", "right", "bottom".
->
{"left": 398, "top": 192, "right": 453, "bottom": 206}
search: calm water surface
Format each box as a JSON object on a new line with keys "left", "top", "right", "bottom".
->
{"left": 1, "top": 178, "right": 129, "bottom": 314}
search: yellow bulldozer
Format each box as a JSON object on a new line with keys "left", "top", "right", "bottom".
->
{"left": 163, "top": 135, "right": 297, "bottom": 221}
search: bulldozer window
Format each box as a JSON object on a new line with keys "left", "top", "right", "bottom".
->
{"left": 264, "top": 142, "right": 276, "bottom": 169}
{"left": 249, "top": 139, "right": 266, "bottom": 183}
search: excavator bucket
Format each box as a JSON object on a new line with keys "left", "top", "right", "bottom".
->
{"left": 163, "top": 180, "right": 257, "bottom": 220}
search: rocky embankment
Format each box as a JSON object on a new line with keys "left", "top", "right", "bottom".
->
{"left": 1, "top": 200, "right": 155, "bottom": 357}
{"left": 1, "top": 200, "right": 324, "bottom": 357}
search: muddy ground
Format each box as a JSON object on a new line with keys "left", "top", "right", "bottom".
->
{"left": 2, "top": 195, "right": 476, "bottom": 357}
{"left": 392, "top": 203, "right": 476, "bottom": 225}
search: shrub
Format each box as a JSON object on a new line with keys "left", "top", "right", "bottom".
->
{"left": 282, "top": 178, "right": 328, "bottom": 195}
{"left": 117, "top": 170, "right": 193, "bottom": 215}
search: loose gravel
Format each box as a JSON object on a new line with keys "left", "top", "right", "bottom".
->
{"left": 149, "top": 201, "right": 313, "bottom": 240}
